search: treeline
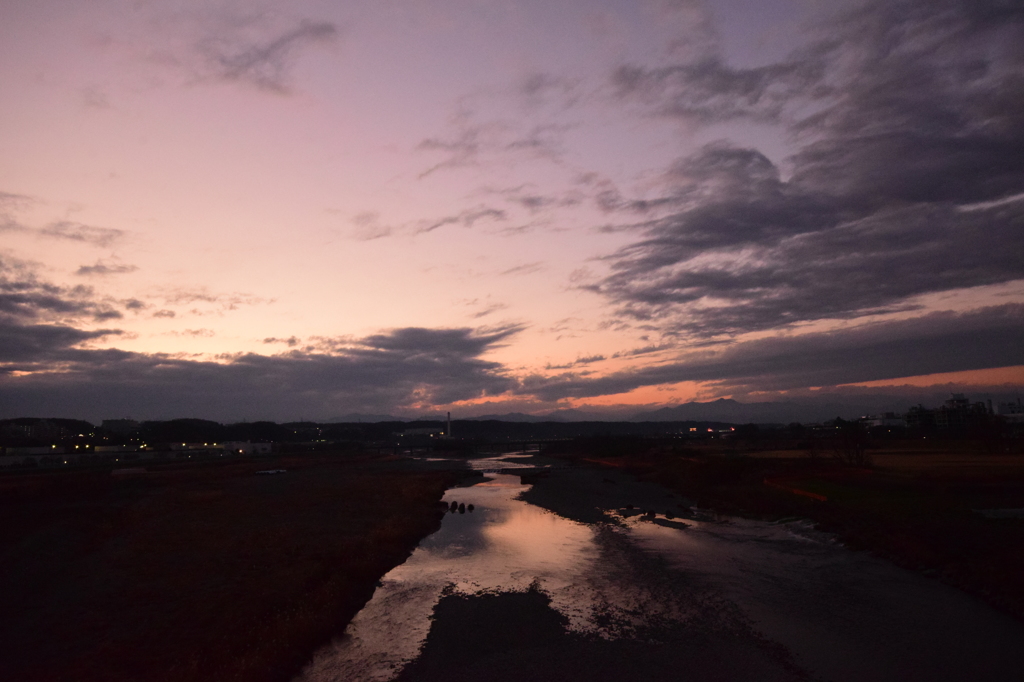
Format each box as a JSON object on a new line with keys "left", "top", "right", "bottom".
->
{"left": 5, "top": 415, "right": 1014, "bottom": 451}
{"left": 0, "top": 417, "right": 743, "bottom": 449}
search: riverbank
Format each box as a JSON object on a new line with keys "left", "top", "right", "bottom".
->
{"left": 550, "top": 442, "right": 1024, "bottom": 623}
{"left": 0, "top": 453, "right": 464, "bottom": 682}
{"left": 298, "top": 453, "right": 1024, "bottom": 682}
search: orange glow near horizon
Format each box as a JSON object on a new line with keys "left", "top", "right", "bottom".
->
{"left": 564, "top": 382, "right": 706, "bottom": 408}
{"left": 842, "top": 365, "right": 1024, "bottom": 390}
{"left": 441, "top": 366, "right": 1024, "bottom": 416}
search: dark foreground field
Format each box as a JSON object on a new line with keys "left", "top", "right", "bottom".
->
{"left": 0, "top": 455, "right": 459, "bottom": 682}
{"left": 562, "top": 440, "right": 1024, "bottom": 623}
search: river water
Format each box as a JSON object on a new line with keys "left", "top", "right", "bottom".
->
{"left": 295, "top": 454, "right": 1024, "bottom": 682}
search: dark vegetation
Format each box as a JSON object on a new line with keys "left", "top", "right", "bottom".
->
{"left": 0, "top": 453, "right": 462, "bottom": 682}
{"left": 0, "top": 417, "right": 740, "bottom": 452}
{"left": 549, "top": 431, "right": 1024, "bottom": 623}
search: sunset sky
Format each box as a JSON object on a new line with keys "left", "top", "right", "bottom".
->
{"left": 2, "top": 0, "right": 1023, "bottom": 421}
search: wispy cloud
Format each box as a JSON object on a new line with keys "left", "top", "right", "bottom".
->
{"left": 416, "top": 206, "right": 507, "bottom": 234}
{"left": 417, "top": 117, "right": 489, "bottom": 178}
{"left": 199, "top": 18, "right": 338, "bottom": 93}
{"left": 80, "top": 86, "right": 112, "bottom": 109}
{"left": 519, "top": 72, "right": 582, "bottom": 108}
{"left": 611, "top": 343, "right": 674, "bottom": 359}
{"left": 612, "top": 56, "right": 824, "bottom": 125}
{"left": 500, "top": 262, "right": 545, "bottom": 276}
{"left": 469, "top": 303, "right": 508, "bottom": 319}
{"left": 157, "top": 287, "right": 272, "bottom": 313}
{"left": 544, "top": 354, "right": 606, "bottom": 370}
{"left": 349, "top": 211, "right": 393, "bottom": 241}
{"left": 415, "top": 90, "right": 578, "bottom": 179}
{"left": 76, "top": 261, "right": 138, "bottom": 277}
{"left": 0, "top": 196, "right": 125, "bottom": 248}
{"left": 492, "top": 184, "right": 584, "bottom": 214}
{"left": 0, "top": 191, "right": 33, "bottom": 218}
{"left": 164, "top": 328, "right": 215, "bottom": 338}
{"left": 39, "top": 221, "right": 124, "bottom": 247}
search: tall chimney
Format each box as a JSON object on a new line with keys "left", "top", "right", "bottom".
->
{"left": 447, "top": 411, "right": 452, "bottom": 438}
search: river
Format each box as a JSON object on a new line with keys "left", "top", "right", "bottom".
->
{"left": 295, "top": 454, "right": 1024, "bottom": 682}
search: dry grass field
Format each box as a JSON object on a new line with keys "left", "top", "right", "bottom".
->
{"left": 0, "top": 455, "right": 459, "bottom": 682}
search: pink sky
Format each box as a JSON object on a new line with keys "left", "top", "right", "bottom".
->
{"left": 1, "top": 0, "right": 1022, "bottom": 421}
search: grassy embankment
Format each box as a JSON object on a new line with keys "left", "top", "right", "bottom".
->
{"left": 555, "top": 437, "right": 1024, "bottom": 622}
{"left": 0, "top": 454, "right": 461, "bottom": 682}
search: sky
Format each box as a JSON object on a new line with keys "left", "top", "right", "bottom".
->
{"left": 1, "top": 0, "right": 1023, "bottom": 422}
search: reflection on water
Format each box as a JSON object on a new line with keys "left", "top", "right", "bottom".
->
{"left": 296, "top": 467, "right": 595, "bottom": 682}
{"left": 297, "top": 456, "right": 1024, "bottom": 682}
{"left": 467, "top": 452, "right": 544, "bottom": 471}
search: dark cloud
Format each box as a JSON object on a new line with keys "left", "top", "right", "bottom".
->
{"left": 200, "top": 19, "right": 338, "bottom": 93}
{"left": 76, "top": 261, "right": 139, "bottom": 277}
{"left": 597, "top": 0, "right": 1024, "bottom": 337}
{"left": 0, "top": 258, "right": 125, "bottom": 370}
{"left": 356, "top": 325, "right": 519, "bottom": 356}
{"left": 0, "top": 255, "right": 123, "bottom": 323}
{"left": 520, "top": 304, "right": 1024, "bottom": 401}
{"left": 0, "top": 326, "right": 522, "bottom": 421}
{"left": 0, "top": 322, "right": 120, "bottom": 368}
{"left": 1, "top": 239, "right": 518, "bottom": 405}
{"left": 594, "top": 190, "right": 1024, "bottom": 336}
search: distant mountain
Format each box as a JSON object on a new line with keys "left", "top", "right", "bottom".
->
{"left": 325, "top": 390, "right": 1017, "bottom": 426}
{"left": 465, "top": 412, "right": 564, "bottom": 423}
{"left": 467, "top": 409, "right": 642, "bottom": 422}
{"left": 328, "top": 413, "right": 410, "bottom": 423}
{"left": 542, "top": 408, "right": 634, "bottom": 422}
{"left": 631, "top": 398, "right": 863, "bottom": 424}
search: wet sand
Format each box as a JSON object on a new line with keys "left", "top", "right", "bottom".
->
{"left": 525, "top": 463, "right": 1024, "bottom": 682}
{"left": 598, "top": 449, "right": 1024, "bottom": 620}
